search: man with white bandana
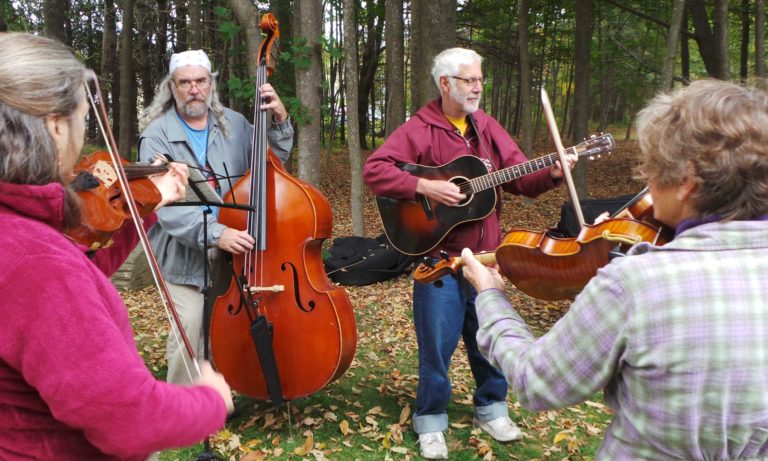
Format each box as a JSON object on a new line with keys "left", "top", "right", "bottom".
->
{"left": 138, "top": 50, "right": 294, "bottom": 385}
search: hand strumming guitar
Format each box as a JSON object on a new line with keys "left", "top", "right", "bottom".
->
{"left": 416, "top": 178, "right": 467, "bottom": 206}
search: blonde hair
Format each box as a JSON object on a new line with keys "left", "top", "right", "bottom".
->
{"left": 636, "top": 79, "right": 768, "bottom": 220}
{"left": 0, "top": 32, "right": 87, "bottom": 228}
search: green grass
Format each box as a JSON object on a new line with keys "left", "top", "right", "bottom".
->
{"left": 145, "top": 277, "right": 612, "bottom": 460}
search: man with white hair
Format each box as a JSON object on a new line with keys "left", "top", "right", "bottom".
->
{"left": 364, "top": 47, "right": 576, "bottom": 459}
{"left": 138, "top": 49, "right": 294, "bottom": 385}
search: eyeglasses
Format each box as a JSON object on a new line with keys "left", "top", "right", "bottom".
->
{"left": 172, "top": 77, "right": 210, "bottom": 90}
{"left": 451, "top": 76, "right": 484, "bottom": 87}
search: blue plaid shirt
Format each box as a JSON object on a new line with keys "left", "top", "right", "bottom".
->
{"left": 476, "top": 219, "right": 768, "bottom": 460}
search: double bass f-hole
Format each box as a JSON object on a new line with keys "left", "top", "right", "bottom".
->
{"left": 226, "top": 263, "right": 315, "bottom": 315}
{"left": 280, "top": 261, "right": 316, "bottom": 313}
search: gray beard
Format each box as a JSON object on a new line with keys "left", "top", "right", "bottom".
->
{"left": 182, "top": 100, "right": 209, "bottom": 119}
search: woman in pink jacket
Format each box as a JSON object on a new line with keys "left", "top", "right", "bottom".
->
{"left": 0, "top": 32, "right": 233, "bottom": 460}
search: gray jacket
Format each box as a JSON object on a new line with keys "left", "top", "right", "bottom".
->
{"left": 137, "top": 107, "right": 294, "bottom": 288}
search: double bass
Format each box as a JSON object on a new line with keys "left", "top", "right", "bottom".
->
{"left": 209, "top": 14, "right": 357, "bottom": 404}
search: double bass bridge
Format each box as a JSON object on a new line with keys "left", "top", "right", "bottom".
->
{"left": 249, "top": 285, "right": 285, "bottom": 293}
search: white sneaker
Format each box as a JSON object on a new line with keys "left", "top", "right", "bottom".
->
{"left": 418, "top": 431, "right": 448, "bottom": 459}
{"left": 473, "top": 416, "right": 522, "bottom": 442}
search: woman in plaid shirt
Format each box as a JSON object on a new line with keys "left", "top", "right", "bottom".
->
{"left": 463, "top": 79, "right": 768, "bottom": 461}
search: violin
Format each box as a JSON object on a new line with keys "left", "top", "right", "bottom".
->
{"left": 66, "top": 150, "right": 167, "bottom": 250}
{"left": 413, "top": 188, "right": 672, "bottom": 301}
{"left": 413, "top": 189, "right": 671, "bottom": 300}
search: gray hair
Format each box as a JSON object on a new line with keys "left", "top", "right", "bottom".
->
{"left": 431, "top": 48, "right": 483, "bottom": 89}
{"left": 636, "top": 79, "right": 768, "bottom": 220}
{"left": 0, "top": 32, "right": 87, "bottom": 229}
{"left": 139, "top": 71, "right": 230, "bottom": 137}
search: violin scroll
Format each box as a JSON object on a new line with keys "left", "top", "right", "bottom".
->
{"left": 66, "top": 151, "right": 164, "bottom": 250}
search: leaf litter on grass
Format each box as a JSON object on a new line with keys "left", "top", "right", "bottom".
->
{"left": 123, "top": 140, "right": 643, "bottom": 460}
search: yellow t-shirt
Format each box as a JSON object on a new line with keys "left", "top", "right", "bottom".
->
{"left": 444, "top": 114, "right": 468, "bottom": 136}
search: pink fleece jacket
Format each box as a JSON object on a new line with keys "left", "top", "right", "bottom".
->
{"left": 364, "top": 98, "right": 559, "bottom": 257}
{"left": 0, "top": 181, "right": 226, "bottom": 460}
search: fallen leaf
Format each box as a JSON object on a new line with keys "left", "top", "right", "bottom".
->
{"left": 293, "top": 432, "right": 314, "bottom": 456}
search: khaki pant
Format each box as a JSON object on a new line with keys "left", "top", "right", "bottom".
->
{"left": 165, "top": 282, "right": 204, "bottom": 385}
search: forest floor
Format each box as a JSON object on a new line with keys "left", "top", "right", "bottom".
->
{"left": 123, "top": 134, "right": 646, "bottom": 460}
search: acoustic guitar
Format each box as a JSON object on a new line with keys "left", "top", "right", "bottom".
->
{"left": 375, "top": 133, "right": 615, "bottom": 255}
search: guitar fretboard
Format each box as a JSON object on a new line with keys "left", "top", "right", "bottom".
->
{"left": 466, "top": 146, "right": 576, "bottom": 193}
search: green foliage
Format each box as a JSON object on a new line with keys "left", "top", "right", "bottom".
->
{"left": 218, "top": 21, "right": 241, "bottom": 42}
{"left": 322, "top": 34, "right": 343, "bottom": 60}
{"left": 225, "top": 76, "right": 256, "bottom": 102}
{"left": 282, "top": 36, "right": 313, "bottom": 71}
{"left": 284, "top": 96, "right": 313, "bottom": 126}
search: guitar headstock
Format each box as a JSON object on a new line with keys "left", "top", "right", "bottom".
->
{"left": 575, "top": 133, "right": 615, "bottom": 160}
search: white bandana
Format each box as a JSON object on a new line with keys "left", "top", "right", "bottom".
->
{"left": 169, "top": 50, "right": 211, "bottom": 74}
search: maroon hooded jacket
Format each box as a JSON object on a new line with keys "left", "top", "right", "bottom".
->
{"left": 364, "top": 98, "right": 559, "bottom": 257}
{"left": 0, "top": 180, "right": 226, "bottom": 460}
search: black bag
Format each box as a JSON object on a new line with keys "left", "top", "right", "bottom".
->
{"left": 324, "top": 234, "right": 414, "bottom": 286}
{"left": 554, "top": 194, "right": 637, "bottom": 237}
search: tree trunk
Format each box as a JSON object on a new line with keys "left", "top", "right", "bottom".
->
{"left": 173, "top": 0, "right": 188, "bottom": 51}
{"left": 712, "top": 0, "right": 729, "bottom": 80}
{"left": 343, "top": 0, "right": 365, "bottom": 236}
{"left": 118, "top": 0, "right": 136, "bottom": 159}
{"left": 135, "top": 2, "right": 155, "bottom": 109}
{"left": 681, "top": 7, "right": 690, "bottom": 82}
{"left": 271, "top": 0, "right": 297, "bottom": 119}
{"left": 756, "top": 0, "right": 766, "bottom": 89}
{"left": 739, "top": 0, "right": 749, "bottom": 84}
{"left": 688, "top": 0, "right": 728, "bottom": 79}
{"left": 517, "top": 0, "right": 532, "bottom": 156}
{"left": 410, "top": 0, "right": 456, "bottom": 112}
{"left": 190, "top": 0, "right": 202, "bottom": 49}
{"left": 155, "top": 0, "right": 169, "bottom": 81}
{"left": 294, "top": 0, "right": 323, "bottom": 186}
{"left": 384, "top": 0, "right": 405, "bottom": 137}
{"left": 572, "top": 0, "right": 591, "bottom": 198}
{"left": 43, "top": 0, "right": 68, "bottom": 44}
{"left": 101, "top": 0, "right": 118, "bottom": 125}
{"left": 228, "top": 0, "right": 260, "bottom": 80}
{"left": 357, "top": 0, "right": 384, "bottom": 150}
{"left": 661, "top": 0, "right": 686, "bottom": 91}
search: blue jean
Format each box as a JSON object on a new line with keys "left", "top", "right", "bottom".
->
{"left": 411, "top": 270, "right": 509, "bottom": 434}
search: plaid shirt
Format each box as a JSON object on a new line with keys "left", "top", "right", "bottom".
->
{"left": 476, "top": 220, "right": 768, "bottom": 460}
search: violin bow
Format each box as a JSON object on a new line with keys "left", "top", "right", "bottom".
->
{"left": 541, "top": 88, "right": 585, "bottom": 227}
{"left": 84, "top": 70, "right": 201, "bottom": 382}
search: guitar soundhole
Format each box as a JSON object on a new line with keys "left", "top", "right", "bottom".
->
{"left": 450, "top": 176, "right": 472, "bottom": 206}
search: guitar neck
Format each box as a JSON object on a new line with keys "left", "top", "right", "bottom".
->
{"left": 469, "top": 146, "right": 576, "bottom": 193}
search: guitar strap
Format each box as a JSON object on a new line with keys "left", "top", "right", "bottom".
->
{"left": 467, "top": 113, "right": 500, "bottom": 173}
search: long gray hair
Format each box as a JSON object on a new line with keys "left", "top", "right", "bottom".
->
{"left": 139, "top": 71, "right": 230, "bottom": 137}
{"left": 0, "top": 32, "right": 86, "bottom": 229}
